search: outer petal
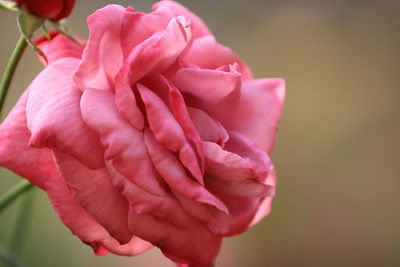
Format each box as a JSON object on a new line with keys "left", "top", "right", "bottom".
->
{"left": 33, "top": 31, "right": 84, "bottom": 66}
{"left": 225, "top": 78, "right": 285, "bottom": 154}
{"left": 250, "top": 166, "right": 276, "bottom": 226}
{"left": 80, "top": 88, "right": 166, "bottom": 197}
{"left": 0, "top": 90, "right": 57, "bottom": 189}
{"left": 127, "top": 210, "right": 221, "bottom": 267}
{"left": 152, "top": 0, "right": 211, "bottom": 38}
{"left": 52, "top": 150, "right": 132, "bottom": 244}
{"left": 26, "top": 57, "right": 105, "bottom": 169}
{"left": 73, "top": 4, "right": 126, "bottom": 92}
{"left": 45, "top": 171, "right": 153, "bottom": 256}
{"left": 182, "top": 35, "right": 253, "bottom": 80}
{"left": 137, "top": 84, "right": 203, "bottom": 184}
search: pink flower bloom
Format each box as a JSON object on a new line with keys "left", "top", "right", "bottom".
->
{"left": 0, "top": 1, "right": 284, "bottom": 266}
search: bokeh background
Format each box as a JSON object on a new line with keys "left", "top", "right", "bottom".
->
{"left": 1, "top": 0, "right": 399, "bottom": 266}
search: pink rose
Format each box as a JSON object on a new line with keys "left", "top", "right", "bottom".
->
{"left": 0, "top": 1, "right": 284, "bottom": 266}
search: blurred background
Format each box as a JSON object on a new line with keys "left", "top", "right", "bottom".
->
{"left": 1, "top": 0, "right": 400, "bottom": 266}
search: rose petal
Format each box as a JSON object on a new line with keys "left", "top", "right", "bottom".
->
{"left": 106, "top": 160, "right": 195, "bottom": 229}
{"left": 187, "top": 107, "right": 229, "bottom": 146}
{"left": 80, "top": 88, "right": 166, "bottom": 197}
{"left": 203, "top": 141, "right": 258, "bottom": 183}
{"left": 225, "top": 78, "right": 285, "bottom": 153}
{"left": 152, "top": 0, "right": 211, "bottom": 38}
{"left": 172, "top": 65, "right": 241, "bottom": 108}
{"left": 144, "top": 128, "right": 228, "bottom": 214}
{"left": 45, "top": 171, "right": 153, "bottom": 256}
{"left": 163, "top": 76, "right": 205, "bottom": 173}
{"left": 127, "top": 209, "right": 221, "bottom": 267}
{"left": 181, "top": 35, "right": 253, "bottom": 80}
{"left": 52, "top": 150, "right": 132, "bottom": 244}
{"left": 137, "top": 84, "right": 203, "bottom": 185}
{"left": 115, "top": 16, "right": 192, "bottom": 129}
{"left": 73, "top": 4, "right": 126, "bottom": 92}
{"left": 25, "top": 57, "right": 104, "bottom": 169}
{"left": 0, "top": 90, "right": 57, "bottom": 189}
{"left": 250, "top": 166, "right": 276, "bottom": 226}
{"left": 33, "top": 31, "right": 84, "bottom": 66}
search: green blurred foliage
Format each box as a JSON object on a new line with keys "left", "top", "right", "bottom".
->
{"left": 1, "top": 0, "right": 400, "bottom": 266}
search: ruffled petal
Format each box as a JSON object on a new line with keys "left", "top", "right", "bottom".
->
{"left": 225, "top": 78, "right": 285, "bottom": 153}
{"left": 127, "top": 209, "right": 221, "bottom": 267}
{"left": 52, "top": 150, "right": 131, "bottom": 244}
{"left": 115, "top": 16, "right": 192, "bottom": 129}
{"left": 205, "top": 131, "right": 273, "bottom": 198}
{"left": 144, "top": 129, "right": 230, "bottom": 233}
{"left": 250, "top": 166, "right": 276, "bottom": 226}
{"left": 80, "top": 88, "right": 166, "bottom": 197}
{"left": 187, "top": 107, "right": 228, "bottom": 146}
{"left": 137, "top": 84, "right": 203, "bottom": 185}
{"left": 26, "top": 57, "right": 105, "bottom": 169}
{"left": 152, "top": 0, "right": 211, "bottom": 38}
{"left": 45, "top": 171, "right": 153, "bottom": 256}
{"left": 73, "top": 4, "right": 126, "bottom": 92}
{"left": 0, "top": 90, "right": 57, "bottom": 189}
{"left": 33, "top": 31, "right": 84, "bottom": 66}
{"left": 181, "top": 35, "right": 253, "bottom": 80}
{"left": 163, "top": 76, "right": 205, "bottom": 173}
{"left": 172, "top": 65, "right": 241, "bottom": 108}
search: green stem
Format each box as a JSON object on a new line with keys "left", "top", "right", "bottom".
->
{"left": 6, "top": 187, "right": 35, "bottom": 255}
{"left": 0, "top": 244, "right": 23, "bottom": 267}
{"left": 0, "top": 35, "right": 27, "bottom": 114}
{"left": 0, "top": 181, "right": 33, "bottom": 213}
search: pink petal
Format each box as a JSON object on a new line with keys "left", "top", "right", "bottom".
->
{"left": 45, "top": 170, "right": 153, "bottom": 256}
{"left": 137, "top": 84, "right": 203, "bottom": 185}
{"left": 80, "top": 88, "right": 166, "bottom": 197}
{"left": 204, "top": 132, "right": 273, "bottom": 198}
{"left": 0, "top": 90, "right": 57, "bottom": 189}
{"left": 202, "top": 141, "right": 259, "bottom": 183}
{"left": 250, "top": 166, "right": 276, "bottom": 226}
{"left": 172, "top": 65, "right": 241, "bottom": 108}
{"left": 163, "top": 76, "right": 205, "bottom": 174}
{"left": 127, "top": 209, "right": 221, "bottom": 267}
{"left": 144, "top": 128, "right": 230, "bottom": 234}
{"left": 225, "top": 78, "right": 285, "bottom": 154}
{"left": 173, "top": 191, "right": 231, "bottom": 235}
{"left": 33, "top": 31, "right": 85, "bottom": 66}
{"left": 207, "top": 191, "right": 265, "bottom": 236}
{"left": 52, "top": 150, "right": 131, "bottom": 244}
{"left": 106, "top": 160, "right": 196, "bottom": 229}
{"left": 182, "top": 35, "right": 253, "bottom": 80}
{"left": 152, "top": 0, "right": 211, "bottom": 38}
{"left": 187, "top": 107, "right": 229, "bottom": 146}
{"left": 73, "top": 4, "right": 126, "bottom": 92}
{"left": 26, "top": 58, "right": 105, "bottom": 169}
{"left": 115, "top": 16, "right": 192, "bottom": 129}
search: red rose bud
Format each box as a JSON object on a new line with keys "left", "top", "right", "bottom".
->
{"left": 13, "top": 0, "right": 75, "bottom": 20}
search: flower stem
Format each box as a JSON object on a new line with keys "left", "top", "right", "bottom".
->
{"left": 0, "top": 244, "right": 23, "bottom": 267}
{"left": 0, "top": 35, "right": 27, "bottom": 114}
{"left": 0, "top": 180, "right": 33, "bottom": 213}
{"left": 6, "top": 187, "right": 35, "bottom": 255}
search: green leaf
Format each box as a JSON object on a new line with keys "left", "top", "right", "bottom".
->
{"left": 51, "top": 20, "right": 82, "bottom": 46}
{"left": 17, "top": 12, "right": 47, "bottom": 63}
{"left": 0, "top": 0, "right": 18, "bottom": 11}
